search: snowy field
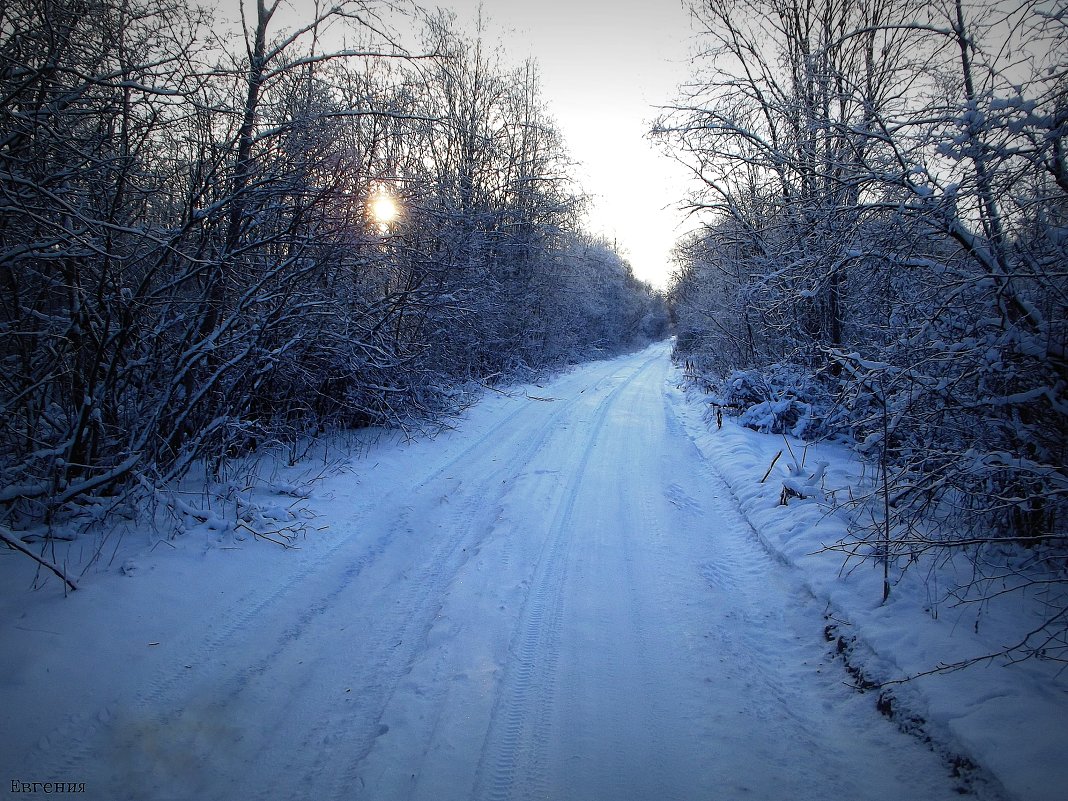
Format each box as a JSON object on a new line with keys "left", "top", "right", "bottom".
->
{"left": 1, "top": 342, "right": 1062, "bottom": 800}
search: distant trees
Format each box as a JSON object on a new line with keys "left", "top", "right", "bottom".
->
{"left": 0, "top": 0, "right": 665, "bottom": 568}
{"left": 657, "top": 0, "right": 1066, "bottom": 662}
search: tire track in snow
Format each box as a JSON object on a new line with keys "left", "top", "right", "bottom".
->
{"left": 29, "top": 501, "right": 395, "bottom": 799}
{"left": 302, "top": 356, "right": 650, "bottom": 800}
{"left": 603, "top": 378, "right": 675, "bottom": 797}
{"left": 27, "top": 357, "right": 640, "bottom": 801}
{"left": 472, "top": 351, "right": 662, "bottom": 801}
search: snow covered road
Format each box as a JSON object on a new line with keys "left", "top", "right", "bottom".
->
{"left": 2, "top": 343, "right": 993, "bottom": 800}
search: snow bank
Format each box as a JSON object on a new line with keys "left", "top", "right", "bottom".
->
{"left": 669, "top": 374, "right": 1068, "bottom": 801}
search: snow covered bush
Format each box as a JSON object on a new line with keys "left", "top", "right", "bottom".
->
{"left": 717, "top": 365, "right": 843, "bottom": 441}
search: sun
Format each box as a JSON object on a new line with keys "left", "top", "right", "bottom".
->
{"left": 369, "top": 191, "right": 399, "bottom": 226}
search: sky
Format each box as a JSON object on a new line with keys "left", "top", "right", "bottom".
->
{"left": 216, "top": 0, "right": 700, "bottom": 288}
{"left": 433, "top": 0, "right": 700, "bottom": 288}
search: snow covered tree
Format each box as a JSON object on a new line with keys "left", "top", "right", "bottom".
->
{"left": 659, "top": 0, "right": 1067, "bottom": 663}
{"left": 1, "top": 1, "right": 664, "bottom": 576}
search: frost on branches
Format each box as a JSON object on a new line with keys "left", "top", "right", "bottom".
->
{"left": 657, "top": 0, "right": 1066, "bottom": 667}
{"left": 0, "top": 0, "right": 666, "bottom": 581}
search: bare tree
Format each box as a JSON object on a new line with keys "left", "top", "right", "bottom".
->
{"left": 659, "top": 0, "right": 1067, "bottom": 665}
{"left": 1, "top": 1, "right": 664, "bottom": 581}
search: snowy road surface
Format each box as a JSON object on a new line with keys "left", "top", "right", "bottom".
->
{"left": 3, "top": 343, "right": 989, "bottom": 800}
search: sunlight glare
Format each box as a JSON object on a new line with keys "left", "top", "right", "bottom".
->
{"left": 370, "top": 191, "right": 399, "bottom": 226}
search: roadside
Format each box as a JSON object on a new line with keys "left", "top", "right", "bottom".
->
{"left": 668, "top": 369, "right": 1067, "bottom": 801}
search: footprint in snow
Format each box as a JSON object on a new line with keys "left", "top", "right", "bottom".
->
{"left": 665, "top": 482, "right": 702, "bottom": 514}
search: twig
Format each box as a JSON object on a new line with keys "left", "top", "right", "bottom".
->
{"left": 235, "top": 520, "right": 295, "bottom": 549}
{"left": 0, "top": 527, "right": 78, "bottom": 591}
{"left": 760, "top": 450, "right": 783, "bottom": 483}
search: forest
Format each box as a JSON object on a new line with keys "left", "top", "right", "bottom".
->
{"left": 3, "top": 0, "right": 1065, "bottom": 670}
{"left": 0, "top": 0, "right": 667, "bottom": 570}
{"left": 657, "top": 0, "right": 1066, "bottom": 665}
{"left": 1, "top": 3, "right": 1064, "bottom": 796}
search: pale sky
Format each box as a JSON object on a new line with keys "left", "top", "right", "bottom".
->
{"left": 436, "top": 0, "right": 698, "bottom": 288}
{"left": 217, "top": 0, "right": 698, "bottom": 288}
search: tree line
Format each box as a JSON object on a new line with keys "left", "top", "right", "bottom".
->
{"left": 0, "top": 0, "right": 667, "bottom": 572}
{"left": 657, "top": 0, "right": 1066, "bottom": 665}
